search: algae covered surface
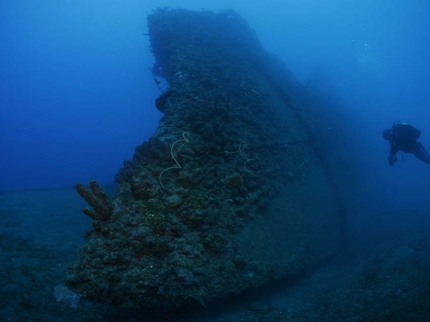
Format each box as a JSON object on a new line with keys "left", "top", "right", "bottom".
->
{"left": 1, "top": 189, "right": 430, "bottom": 321}
{"left": 66, "top": 8, "right": 344, "bottom": 308}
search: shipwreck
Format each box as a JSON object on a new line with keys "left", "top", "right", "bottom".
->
{"left": 67, "top": 8, "right": 346, "bottom": 308}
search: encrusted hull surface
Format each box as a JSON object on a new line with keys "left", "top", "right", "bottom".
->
{"left": 67, "top": 8, "right": 345, "bottom": 308}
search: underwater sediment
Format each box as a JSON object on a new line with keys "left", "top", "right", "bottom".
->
{"left": 67, "top": 8, "right": 346, "bottom": 308}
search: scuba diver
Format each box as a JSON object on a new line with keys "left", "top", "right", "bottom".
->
{"left": 382, "top": 122, "right": 430, "bottom": 166}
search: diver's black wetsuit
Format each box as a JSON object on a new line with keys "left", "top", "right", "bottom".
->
{"left": 383, "top": 122, "right": 430, "bottom": 165}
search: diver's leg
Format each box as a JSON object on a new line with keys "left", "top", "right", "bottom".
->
{"left": 414, "top": 142, "right": 430, "bottom": 164}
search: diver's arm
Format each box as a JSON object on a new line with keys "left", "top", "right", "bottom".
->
{"left": 389, "top": 145, "right": 399, "bottom": 156}
{"left": 388, "top": 145, "right": 399, "bottom": 165}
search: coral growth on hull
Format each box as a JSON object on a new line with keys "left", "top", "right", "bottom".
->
{"left": 67, "top": 8, "right": 345, "bottom": 308}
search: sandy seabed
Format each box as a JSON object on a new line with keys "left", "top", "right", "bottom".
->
{"left": 1, "top": 186, "right": 430, "bottom": 322}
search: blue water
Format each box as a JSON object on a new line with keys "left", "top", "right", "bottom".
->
{"left": 0, "top": 0, "right": 162, "bottom": 191}
{"left": 1, "top": 0, "right": 430, "bottom": 320}
{"left": 1, "top": 0, "right": 429, "bottom": 194}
